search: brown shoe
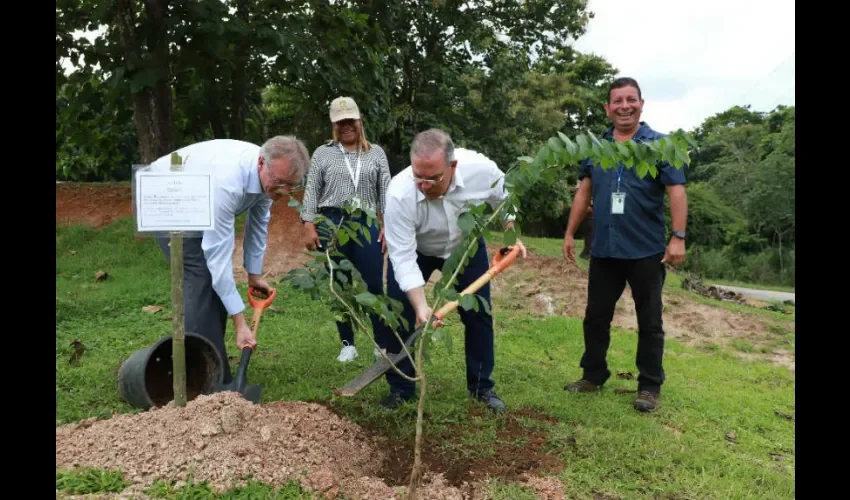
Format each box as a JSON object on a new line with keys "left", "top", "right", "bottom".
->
{"left": 564, "top": 379, "right": 603, "bottom": 393}
{"left": 633, "top": 391, "right": 660, "bottom": 412}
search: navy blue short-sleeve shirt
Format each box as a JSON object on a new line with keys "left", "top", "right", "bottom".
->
{"left": 578, "top": 122, "right": 687, "bottom": 260}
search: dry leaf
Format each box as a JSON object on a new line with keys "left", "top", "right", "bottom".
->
{"left": 142, "top": 305, "right": 163, "bottom": 313}
{"left": 614, "top": 387, "right": 636, "bottom": 394}
{"left": 773, "top": 408, "right": 794, "bottom": 421}
{"left": 69, "top": 340, "right": 86, "bottom": 365}
{"left": 725, "top": 432, "right": 737, "bottom": 444}
{"left": 95, "top": 271, "right": 109, "bottom": 281}
{"left": 616, "top": 371, "right": 635, "bottom": 380}
{"left": 69, "top": 250, "right": 77, "bottom": 255}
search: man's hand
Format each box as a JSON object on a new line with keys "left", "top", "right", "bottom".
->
{"left": 563, "top": 234, "right": 577, "bottom": 263}
{"left": 248, "top": 274, "right": 272, "bottom": 297}
{"left": 235, "top": 321, "right": 257, "bottom": 350}
{"left": 407, "top": 286, "right": 441, "bottom": 329}
{"left": 378, "top": 227, "right": 387, "bottom": 253}
{"left": 415, "top": 305, "right": 438, "bottom": 329}
{"left": 303, "top": 222, "right": 321, "bottom": 251}
{"left": 661, "top": 238, "right": 686, "bottom": 267}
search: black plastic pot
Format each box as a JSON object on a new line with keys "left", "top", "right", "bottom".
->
{"left": 117, "top": 332, "right": 225, "bottom": 409}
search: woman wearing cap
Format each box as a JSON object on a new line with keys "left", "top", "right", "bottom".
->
{"left": 300, "top": 96, "right": 392, "bottom": 363}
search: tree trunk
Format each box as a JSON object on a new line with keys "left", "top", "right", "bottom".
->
{"left": 115, "top": 0, "right": 174, "bottom": 163}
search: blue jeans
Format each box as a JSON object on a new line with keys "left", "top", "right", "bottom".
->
{"left": 381, "top": 237, "right": 495, "bottom": 397}
{"left": 316, "top": 208, "right": 385, "bottom": 346}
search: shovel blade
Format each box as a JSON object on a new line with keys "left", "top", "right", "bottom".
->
{"left": 335, "top": 328, "right": 423, "bottom": 397}
{"left": 242, "top": 384, "right": 263, "bottom": 404}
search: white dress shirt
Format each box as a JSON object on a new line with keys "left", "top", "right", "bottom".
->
{"left": 149, "top": 139, "right": 272, "bottom": 316}
{"left": 384, "top": 147, "right": 512, "bottom": 293}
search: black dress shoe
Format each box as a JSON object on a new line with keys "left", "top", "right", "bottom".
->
{"left": 377, "top": 392, "right": 414, "bottom": 409}
{"left": 472, "top": 389, "right": 507, "bottom": 414}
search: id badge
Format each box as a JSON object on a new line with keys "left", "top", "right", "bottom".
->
{"left": 351, "top": 197, "right": 362, "bottom": 209}
{"left": 611, "top": 192, "right": 625, "bottom": 214}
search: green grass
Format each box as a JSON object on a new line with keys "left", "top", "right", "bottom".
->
{"left": 56, "top": 220, "right": 795, "bottom": 499}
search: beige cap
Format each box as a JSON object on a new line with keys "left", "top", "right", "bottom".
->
{"left": 329, "top": 96, "right": 361, "bottom": 122}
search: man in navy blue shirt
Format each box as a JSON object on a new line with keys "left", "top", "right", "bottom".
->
{"left": 562, "top": 77, "right": 688, "bottom": 412}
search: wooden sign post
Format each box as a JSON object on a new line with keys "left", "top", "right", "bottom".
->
{"left": 134, "top": 153, "right": 215, "bottom": 407}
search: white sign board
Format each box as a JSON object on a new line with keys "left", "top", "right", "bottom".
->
{"left": 135, "top": 171, "right": 215, "bottom": 232}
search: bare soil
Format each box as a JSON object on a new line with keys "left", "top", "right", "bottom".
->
{"left": 358, "top": 406, "right": 564, "bottom": 488}
{"left": 56, "top": 392, "right": 560, "bottom": 499}
{"left": 489, "top": 248, "right": 795, "bottom": 372}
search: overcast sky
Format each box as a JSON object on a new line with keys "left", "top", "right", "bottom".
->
{"left": 571, "top": 0, "right": 795, "bottom": 134}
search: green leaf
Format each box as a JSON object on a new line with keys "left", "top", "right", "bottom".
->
{"left": 338, "top": 230, "right": 350, "bottom": 246}
{"left": 534, "top": 145, "right": 550, "bottom": 166}
{"left": 636, "top": 161, "right": 650, "bottom": 179}
{"left": 458, "top": 212, "right": 476, "bottom": 234}
{"left": 648, "top": 165, "right": 659, "bottom": 178}
{"left": 441, "top": 288, "right": 460, "bottom": 302}
{"left": 339, "top": 259, "right": 354, "bottom": 271}
{"left": 459, "top": 294, "right": 478, "bottom": 311}
{"left": 518, "top": 156, "right": 534, "bottom": 164}
{"left": 576, "top": 134, "right": 590, "bottom": 155}
{"left": 601, "top": 140, "right": 616, "bottom": 159}
{"left": 292, "top": 276, "right": 315, "bottom": 290}
{"left": 477, "top": 294, "right": 491, "bottom": 315}
{"left": 547, "top": 137, "right": 565, "bottom": 152}
{"left": 504, "top": 227, "right": 517, "bottom": 245}
{"left": 355, "top": 292, "right": 377, "bottom": 306}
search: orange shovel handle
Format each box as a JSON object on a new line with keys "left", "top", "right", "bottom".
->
{"left": 248, "top": 286, "right": 277, "bottom": 310}
{"left": 237, "top": 287, "right": 277, "bottom": 350}
{"left": 433, "top": 245, "right": 521, "bottom": 321}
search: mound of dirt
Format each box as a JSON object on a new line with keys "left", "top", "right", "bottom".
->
{"left": 55, "top": 392, "right": 482, "bottom": 499}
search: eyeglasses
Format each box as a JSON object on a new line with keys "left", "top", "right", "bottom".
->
{"left": 412, "top": 170, "right": 447, "bottom": 186}
{"left": 267, "top": 169, "right": 302, "bottom": 191}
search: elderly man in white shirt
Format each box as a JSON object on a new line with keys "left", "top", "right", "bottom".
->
{"left": 149, "top": 136, "right": 310, "bottom": 385}
{"left": 379, "top": 128, "right": 527, "bottom": 413}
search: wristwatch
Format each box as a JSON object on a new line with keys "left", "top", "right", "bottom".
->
{"left": 671, "top": 230, "right": 686, "bottom": 240}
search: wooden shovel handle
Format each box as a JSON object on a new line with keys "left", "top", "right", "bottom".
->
{"left": 237, "top": 287, "right": 276, "bottom": 349}
{"left": 433, "top": 245, "right": 521, "bottom": 321}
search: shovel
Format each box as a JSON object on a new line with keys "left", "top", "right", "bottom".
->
{"left": 334, "top": 245, "right": 521, "bottom": 397}
{"left": 215, "top": 285, "right": 277, "bottom": 403}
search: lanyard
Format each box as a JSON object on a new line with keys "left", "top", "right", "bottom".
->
{"left": 616, "top": 165, "right": 625, "bottom": 193}
{"left": 339, "top": 144, "right": 362, "bottom": 194}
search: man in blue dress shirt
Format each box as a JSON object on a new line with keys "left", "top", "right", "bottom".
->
{"left": 562, "top": 77, "right": 688, "bottom": 412}
{"left": 149, "top": 136, "right": 311, "bottom": 383}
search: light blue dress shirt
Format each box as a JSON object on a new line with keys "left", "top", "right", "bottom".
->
{"left": 149, "top": 139, "right": 273, "bottom": 316}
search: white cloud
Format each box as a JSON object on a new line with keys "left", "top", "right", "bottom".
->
{"left": 572, "top": 0, "right": 795, "bottom": 133}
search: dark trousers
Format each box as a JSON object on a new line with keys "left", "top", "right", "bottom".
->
{"left": 381, "top": 237, "right": 495, "bottom": 397}
{"left": 157, "top": 236, "right": 232, "bottom": 384}
{"left": 317, "top": 208, "right": 385, "bottom": 346}
{"left": 581, "top": 254, "right": 666, "bottom": 392}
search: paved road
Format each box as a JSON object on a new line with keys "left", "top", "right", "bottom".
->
{"left": 714, "top": 285, "right": 795, "bottom": 305}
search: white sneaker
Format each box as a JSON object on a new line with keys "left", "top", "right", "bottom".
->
{"left": 337, "top": 342, "right": 358, "bottom": 362}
